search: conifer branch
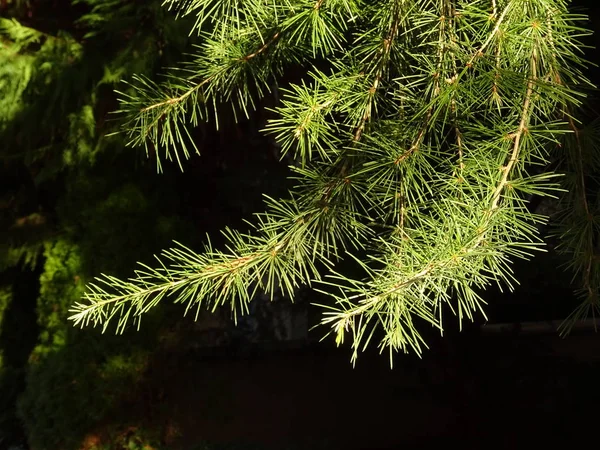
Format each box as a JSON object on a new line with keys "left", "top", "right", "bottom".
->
{"left": 70, "top": 0, "right": 595, "bottom": 361}
{"left": 139, "top": 77, "right": 213, "bottom": 113}
{"left": 353, "top": 0, "right": 403, "bottom": 141}
{"left": 490, "top": 55, "right": 536, "bottom": 211}
{"left": 323, "top": 28, "right": 543, "bottom": 357}
{"left": 466, "top": 1, "right": 511, "bottom": 67}
{"left": 240, "top": 31, "right": 281, "bottom": 61}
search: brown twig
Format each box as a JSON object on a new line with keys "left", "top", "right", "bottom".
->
{"left": 466, "top": 2, "right": 511, "bottom": 67}
{"left": 241, "top": 31, "right": 281, "bottom": 61}
{"left": 353, "top": 1, "right": 402, "bottom": 141}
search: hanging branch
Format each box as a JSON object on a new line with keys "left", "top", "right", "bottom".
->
{"left": 71, "top": 0, "right": 595, "bottom": 363}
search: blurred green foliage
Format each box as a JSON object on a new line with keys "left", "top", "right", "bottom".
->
{"left": 0, "top": 286, "right": 11, "bottom": 364}
{"left": 0, "top": 1, "right": 202, "bottom": 448}
{"left": 0, "top": 0, "right": 283, "bottom": 444}
{"left": 16, "top": 168, "right": 199, "bottom": 448}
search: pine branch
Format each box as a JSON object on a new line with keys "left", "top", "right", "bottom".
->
{"left": 352, "top": 0, "right": 403, "bottom": 141}
{"left": 490, "top": 53, "right": 536, "bottom": 211}
{"left": 70, "top": 244, "right": 281, "bottom": 333}
{"left": 556, "top": 113, "right": 600, "bottom": 335}
{"left": 72, "top": 0, "right": 596, "bottom": 362}
{"left": 138, "top": 77, "right": 213, "bottom": 113}
{"left": 320, "top": 11, "right": 546, "bottom": 359}
{"left": 114, "top": 26, "right": 284, "bottom": 170}
{"left": 70, "top": 182, "right": 371, "bottom": 332}
{"left": 116, "top": 0, "right": 360, "bottom": 169}
{"left": 466, "top": 1, "right": 512, "bottom": 68}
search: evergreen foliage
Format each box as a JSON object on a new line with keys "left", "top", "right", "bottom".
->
{"left": 0, "top": 286, "right": 10, "bottom": 357}
{"left": 14, "top": 169, "right": 200, "bottom": 448}
{"left": 65, "top": 0, "right": 600, "bottom": 363}
{"left": 552, "top": 115, "right": 600, "bottom": 334}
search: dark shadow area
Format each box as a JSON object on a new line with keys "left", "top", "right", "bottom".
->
{"left": 100, "top": 330, "right": 600, "bottom": 450}
{"left": 0, "top": 267, "right": 40, "bottom": 448}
